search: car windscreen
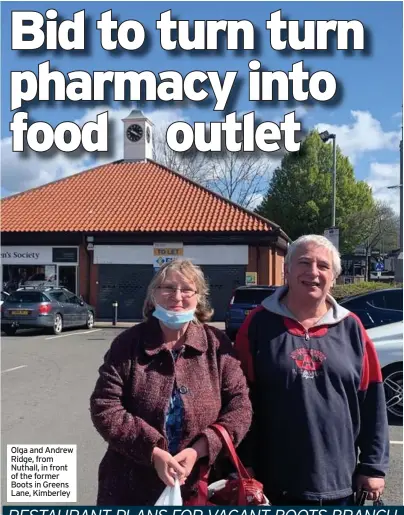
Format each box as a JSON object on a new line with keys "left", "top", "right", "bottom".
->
{"left": 7, "top": 292, "right": 48, "bottom": 303}
{"left": 234, "top": 289, "right": 276, "bottom": 305}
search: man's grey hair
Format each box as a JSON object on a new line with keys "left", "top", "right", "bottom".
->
{"left": 285, "top": 234, "right": 342, "bottom": 278}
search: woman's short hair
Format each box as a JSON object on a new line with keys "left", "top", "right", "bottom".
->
{"left": 142, "top": 259, "right": 214, "bottom": 323}
{"left": 285, "top": 234, "right": 342, "bottom": 277}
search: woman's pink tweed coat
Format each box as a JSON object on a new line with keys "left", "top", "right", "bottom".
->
{"left": 90, "top": 318, "right": 252, "bottom": 505}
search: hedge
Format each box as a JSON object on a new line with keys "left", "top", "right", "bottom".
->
{"left": 331, "top": 282, "right": 402, "bottom": 301}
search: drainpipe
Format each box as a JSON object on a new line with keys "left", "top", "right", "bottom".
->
{"left": 82, "top": 234, "right": 92, "bottom": 304}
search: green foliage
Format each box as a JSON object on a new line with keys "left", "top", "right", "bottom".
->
{"left": 343, "top": 202, "right": 400, "bottom": 256}
{"left": 331, "top": 282, "right": 402, "bottom": 301}
{"left": 256, "top": 131, "right": 375, "bottom": 251}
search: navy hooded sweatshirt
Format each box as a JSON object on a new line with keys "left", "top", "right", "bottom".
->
{"left": 235, "top": 286, "right": 389, "bottom": 502}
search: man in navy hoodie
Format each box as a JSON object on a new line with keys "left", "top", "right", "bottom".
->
{"left": 235, "top": 234, "right": 389, "bottom": 506}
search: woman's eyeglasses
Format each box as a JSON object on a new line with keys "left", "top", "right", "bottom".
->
{"left": 157, "top": 286, "right": 197, "bottom": 298}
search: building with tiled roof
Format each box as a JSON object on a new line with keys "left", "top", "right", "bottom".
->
{"left": 1, "top": 110, "right": 290, "bottom": 321}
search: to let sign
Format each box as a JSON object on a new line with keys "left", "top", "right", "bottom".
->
{"left": 153, "top": 243, "right": 183, "bottom": 269}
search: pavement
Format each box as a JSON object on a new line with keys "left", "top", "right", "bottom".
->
{"left": 1, "top": 326, "right": 403, "bottom": 506}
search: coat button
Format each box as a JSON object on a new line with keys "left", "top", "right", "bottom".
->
{"left": 179, "top": 386, "right": 188, "bottom": 394}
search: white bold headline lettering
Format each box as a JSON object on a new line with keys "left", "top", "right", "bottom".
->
{"left": 266, "top": 9, "right": 365, "bottom": 50}
{"left": 167, "top": 111, "right": 301, "bottom": 153}
{"left": 10, "top": 64, "right": 238, "bottom": 111}
{"left": 96, "top": 10, "right": 145, "bottom": 50}
{"left": 8, "top": 9, "right": 365, "bottom": 154}
{"left": 10, "top": 111, "right": 108, "bottom": 152}
{"left": 156, "top": 10, "right": 255, "bottom": 50}
{"left": 11, "top": 10, "right": 85, "bottom": 50}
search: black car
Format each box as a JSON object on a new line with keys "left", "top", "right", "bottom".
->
{"left": 1, "top": 286, "right": 96, "bottom": 336}
{"left": 340, "top": 287, "right": 403, "bottom": 330}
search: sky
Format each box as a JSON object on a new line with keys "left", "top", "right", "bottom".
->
{"left": 1, "top": 1, "right": 403, "bottom": 213}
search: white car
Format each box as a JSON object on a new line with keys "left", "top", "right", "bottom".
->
{"left": 1, "top": 291, "right": 10, "bottom": 306}
{"left": 367, "top": 321, "right": 403, "bottom": 420}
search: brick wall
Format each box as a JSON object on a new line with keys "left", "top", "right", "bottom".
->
{"left": 248, "top": 244, "right": 286, "bottom": 285}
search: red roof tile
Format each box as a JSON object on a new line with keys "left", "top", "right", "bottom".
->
{"left": 1, "top": 160, "right": 278, "bottom": 234}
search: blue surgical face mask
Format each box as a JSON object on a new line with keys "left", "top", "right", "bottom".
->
{"left": 152, "top": 304, "right": 196, "bottom": 330}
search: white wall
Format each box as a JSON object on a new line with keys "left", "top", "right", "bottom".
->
{"left": 93, "top": 245, "right": 249, "bottom": 265}
{"left": 93, "top": 245, "right": 152, "bottom": 264}
{"left": 184, "top": 245, "right": 248, "bottom": 265}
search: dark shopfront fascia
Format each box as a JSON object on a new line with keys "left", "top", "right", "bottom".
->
{"left": 1, "top": 242, "right": 80, "bottom": 295}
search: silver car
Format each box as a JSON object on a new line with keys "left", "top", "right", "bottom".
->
{"left": 1, "top": 286, "right": 95, "bottom": 336}
{"left": 368, "top": 321, "right": 403, "bottom": 421}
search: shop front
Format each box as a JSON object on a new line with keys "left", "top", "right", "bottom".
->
{"left": 1, "top": 246, "right": 79, "bottom": 294}
{"left": 93, "top": 243, "right": 249, "bottom": 320}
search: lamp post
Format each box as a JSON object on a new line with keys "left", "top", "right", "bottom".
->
{"left": 388, "top": 137, "right": 403, "bottom": 282}
{"left": 319, "top": 130, "right": 337, "bottom": 227}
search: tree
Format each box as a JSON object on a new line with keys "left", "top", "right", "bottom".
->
{"left": 153, "top": 125, "right": 274, "bottom": 209}
{"left": 256, "top": 131, "right": 375, "bottom": 250}
{"left": 344, "top": 202, "right": 399, "bottom": 278}
{"left": 203, "top": 152, "right": 273, "bottom": 209}
{"left": 152, "top": 125, "right": 210, "bottom": 185}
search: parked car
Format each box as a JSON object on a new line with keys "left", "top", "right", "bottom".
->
{"left": 367, "top": 321, "right": 403, "bottom": 421}
{"left": 340, "top": 288, "right": 403, "bottom": 330}
{"left": 225, "top": 285, "right": 277, "bottom": 340}
{"left": 1, "top": 286, "right": 95, "bottom": 336}
{"left": 1, "top": 291, "right": 10, "bottom": 306}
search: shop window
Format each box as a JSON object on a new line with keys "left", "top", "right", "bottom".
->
{"left": 2, "top": 265, "right": 56, "bottom": 293}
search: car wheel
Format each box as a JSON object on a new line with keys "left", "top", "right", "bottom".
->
{"left": 3, "top": 326, "right": 17, "bottom": 336}
{"left": 52, "top": 314, "right": 63, "bottom": 335}
{"left": 382, "top": 363, "right": 403, "bottom": 420}
{"left": 86, "top": 311, "right": 94, "bottom": 329}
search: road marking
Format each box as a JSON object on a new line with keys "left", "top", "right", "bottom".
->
{"left": 1, "top": 365, "right": 27, "bottom": 374}
{"left": 390, "top": 440, "right": 403, "bottom": 445}
{"left": 45, "top": 329, "right": 102, "bottom": 340}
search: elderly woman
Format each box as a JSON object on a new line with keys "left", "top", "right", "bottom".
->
{"left": 235, "top": 234, "right": 389, "bottom": 506}
{"left": 90, "top": 259, "right": 252, "bottom": 505}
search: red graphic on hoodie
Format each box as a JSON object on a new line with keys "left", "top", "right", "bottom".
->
{"left": 290, "top": 348, "right": 326, "bottom": 378}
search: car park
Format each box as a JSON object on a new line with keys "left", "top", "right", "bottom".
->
{"left": 1, "top": 286, "right": 95, "bottom": 336}
{"left": 340, "top": 288, "right": 403, "bottom": 330}
{"left": 367, "top": 321, "right": 403, "bottom": 421}
{"left": 225, "top": 285, "right": 277, "bottom": 340}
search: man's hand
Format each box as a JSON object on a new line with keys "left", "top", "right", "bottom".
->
{"left": 152, "top": 447, "right": 186, "bottom": 487}
{"left": 356, "top": 475, "right": 385, "bottom": 501}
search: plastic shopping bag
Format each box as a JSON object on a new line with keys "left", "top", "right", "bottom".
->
{"left": 155, "top": 478, "right": 183, "bottom": 506}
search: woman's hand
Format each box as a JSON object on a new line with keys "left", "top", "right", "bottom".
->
{"left": 152, "top": 447, "right": 186, "bottom": 487}
{"left": 191, "top": 435, "right": 209, "bottom": 459}
{"left": 173, "top": 448, "right": 199, "bottom": 484}
{"left": 173, "top": 436, "right": 209, "bottom": 485}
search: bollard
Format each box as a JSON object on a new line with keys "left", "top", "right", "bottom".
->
{"left": 112, "top": 301, "right": 118, "bottom": 326}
